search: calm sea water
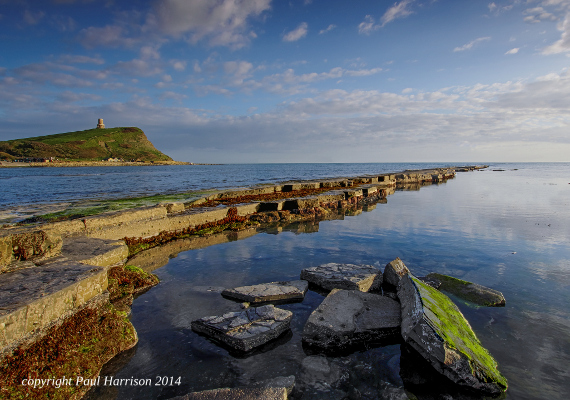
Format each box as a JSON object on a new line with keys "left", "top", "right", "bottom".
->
{"left": 0, "top": 163, "right": 458, "bottom": 209}
{"left": 3, "top": 163, "right": 569, "bottom": 399}
{"left": 75, "top": 162, "right": 570, "bottom": 400}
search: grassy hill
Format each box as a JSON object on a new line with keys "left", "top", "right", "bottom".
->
{"left": 0, "top": 127, "right": 173, "bottom": 162}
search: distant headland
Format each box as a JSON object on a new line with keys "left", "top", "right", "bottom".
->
{"left": 0, "top": 119, "right": 190, "bottom": 167}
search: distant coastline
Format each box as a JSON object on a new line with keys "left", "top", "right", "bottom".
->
{"left": 0, "top": 160, "right": 223, "bottom": 168}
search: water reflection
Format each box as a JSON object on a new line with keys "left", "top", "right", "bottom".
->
{"left": 86, "top": 165, "right": 570, "bottom": 400}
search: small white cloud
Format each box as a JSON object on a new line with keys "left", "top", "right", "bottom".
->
{"left": 172, "top": 61, "right": 186, "bottom": 71}
{"left": 523, "top": 7, "right": 557, "bottom": 24}
{"left": 488, "top": 2, "right": 497, "bottom": 12}
{"left": 505, "top": 47, "right": 519, "bottom": 55}
{"left": 380, "top": 0, "right": 415, "bottom": 27}
{"left": 319, "top": 24, "right": 337, "bottom": 35}
{"left": 402, "top": 88, "right": 413, "bottom": 93}
{"left": 283, "top": 22, "right": 308, "bottom": 42}
{"left": 453, "top": 37, "right": 491, "bottom": 52}
{"left": 358, "top": 15, "right": 378, "bottom": 35}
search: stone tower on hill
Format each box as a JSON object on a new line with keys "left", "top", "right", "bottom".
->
{"left": 97, "top": 119, "right": 105, "bottom": 129}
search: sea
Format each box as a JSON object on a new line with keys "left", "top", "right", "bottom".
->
{"left": 2, "top": 162, "right": 569, "bottom": 399}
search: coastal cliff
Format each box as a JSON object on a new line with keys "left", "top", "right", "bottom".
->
{"left": 0, "top": 127, "right": 173, "bottom": 162}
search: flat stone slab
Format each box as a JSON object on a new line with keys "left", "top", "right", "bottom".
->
{"left": 300, "top": 263, "right": 382, "bottom": 292}
{"left": 170, "top": 387, "right": 287, "bottom": 400}
{"left": 398, "top": 273, "right": 507, "bottom": 394}
{"left": 191, "top": 305, "right": 292, "bottom": 352}
{"left": 0, "top": 259, "right": 107, "bottom": 352}
{"left": 222, "top": 280, "right": 308, "bottom": 304}
{"left": 303, "top": 289, "right": 401, "bottom": 351}
{"left": 61, "top": 236, "right": 128, "bottom": 267}
{"left": 426, "top": 273, "right": 505, "bottom": 307}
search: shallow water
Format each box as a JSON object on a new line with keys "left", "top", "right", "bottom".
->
{"left": 83, "top": 163, "right": 570, "bottom": 400}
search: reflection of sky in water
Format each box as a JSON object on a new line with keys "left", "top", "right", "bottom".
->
{"left": 86, "top": 164, "right": 570, "bottom": 400}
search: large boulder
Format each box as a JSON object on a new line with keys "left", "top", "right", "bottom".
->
{"left": 191, "top": 305, "right": 292, "bottom": 352}
{"left": 302, "top": 289, "right": 401, "bottom": 351}
{"left": 426, "top": 273, "right": 506, "bottom": 307}
{"left": 300, "top": 263, "right": 382, "bottom": 292}
{"left": 222, "top": 280, "right": 308, "bottom": 304}
{"left": 398, "top": 273, "right": 507, "bottom": 394}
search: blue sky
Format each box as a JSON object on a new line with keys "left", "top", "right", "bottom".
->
{"left": 1, "top": 0, "right": 570, "bottom": 163}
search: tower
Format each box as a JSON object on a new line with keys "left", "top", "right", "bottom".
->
{"left": 97, "top": 119, "right": 105, "bottom": 129}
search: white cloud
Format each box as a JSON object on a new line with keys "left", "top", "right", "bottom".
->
{"left": 523, "top": 7, "right": 557, "bottom": 23}
{"left": 283, "top": 22, "right": 308, "bottom": 42}
{"left": 358, "top": 15, "right": 379, "bottom": 35}
{"left": 380, "top": 0, "right": 415, "bottom": 27}
{"left": 319, "top": 24, "right": 337, "bottom": 34}
{"left": 543, "top": 13, "right": 570, "bottom": 54}
{"left": 505, "top": 47, "right": 519, "bottom": 54}
{"left": 453, "top": 37, "right": 492, "bottom": 52}
{"left": 172, "top": 60, "right": 187, "bottom": 71}
{"left": 156, "top": 0, "right": 271, "bottom": 49}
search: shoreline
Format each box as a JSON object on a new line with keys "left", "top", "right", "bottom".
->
{"left": 0, "top": 160, "right": 193, "bottom": 168}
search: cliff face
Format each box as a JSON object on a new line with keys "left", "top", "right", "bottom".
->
{"left": 0, "top": 127, "right": 172, "bottom": 162}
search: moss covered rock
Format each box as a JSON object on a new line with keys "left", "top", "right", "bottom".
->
{"left": 398, "top": 272, "right": 507, "bottom": 394}
{"left": 426, "top": 272, "right": 506, "bottom": 307}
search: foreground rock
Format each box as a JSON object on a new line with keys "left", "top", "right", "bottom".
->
{"left": 426, "top": 272, "right": 506, "bottom": 307}
{"left": 383, "top": 257, "right": 410, "bottom": 287}
{"left": 191, "top": 305, "right": 292, "bottom": 352}
{"left": 300, "top": 263, "right": 382, "bottom": 292}
{"left": 398, "top": 273, "right": 508, "bottom": 394}
{"left": 303, "top": 289, "right": 400, "bottom": 351}
{"left": 170, "top": 387, "right": 287, "bottom": 400}
{"left": 222, "top": 280, "right": 308, "bottom": 304}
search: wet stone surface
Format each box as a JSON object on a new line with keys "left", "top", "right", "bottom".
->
{"left": 221, "top": 280, "right": 308, "bottom": 304}
{"left": 191, "top": 305, "right": 293, "bottom": 352}
{"left": 300, "top": 263, "right": 382, "bottom": 292}
{"left": 302, "top": 289, "right": 401, "bottom": 352}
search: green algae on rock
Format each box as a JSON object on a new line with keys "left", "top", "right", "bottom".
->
{"left": 426, "top": 272, "right": 506, "bottom": 307}
{"left": 398, "top": 273, "right": 507, "bottom": 394}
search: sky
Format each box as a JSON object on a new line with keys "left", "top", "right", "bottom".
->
{"left": 1, "top": 0, "right": 570, "bottom": 163}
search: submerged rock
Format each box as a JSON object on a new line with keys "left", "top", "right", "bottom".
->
{"left": 251, "top": 375, "right": 295, "bottom": 396}
{"left": 426, "top": 272, "right": 506, "bottom": 307}
{"left": 302, "top": 289, "right": 401, "bottom": 351}
{"left": 398, "top": 273, "right": 508, "bottom": 394}
{"left": 169, "top": 387, "right": 287, "bottom": 400}
{"left": 222, "top": 280, "right": 308, "bottom": 304}
{"left": 300, "top": 263, "right": 382, "bottom": 292}
{"left": 191, "top": 305, "right": 292, "bottom": 352}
